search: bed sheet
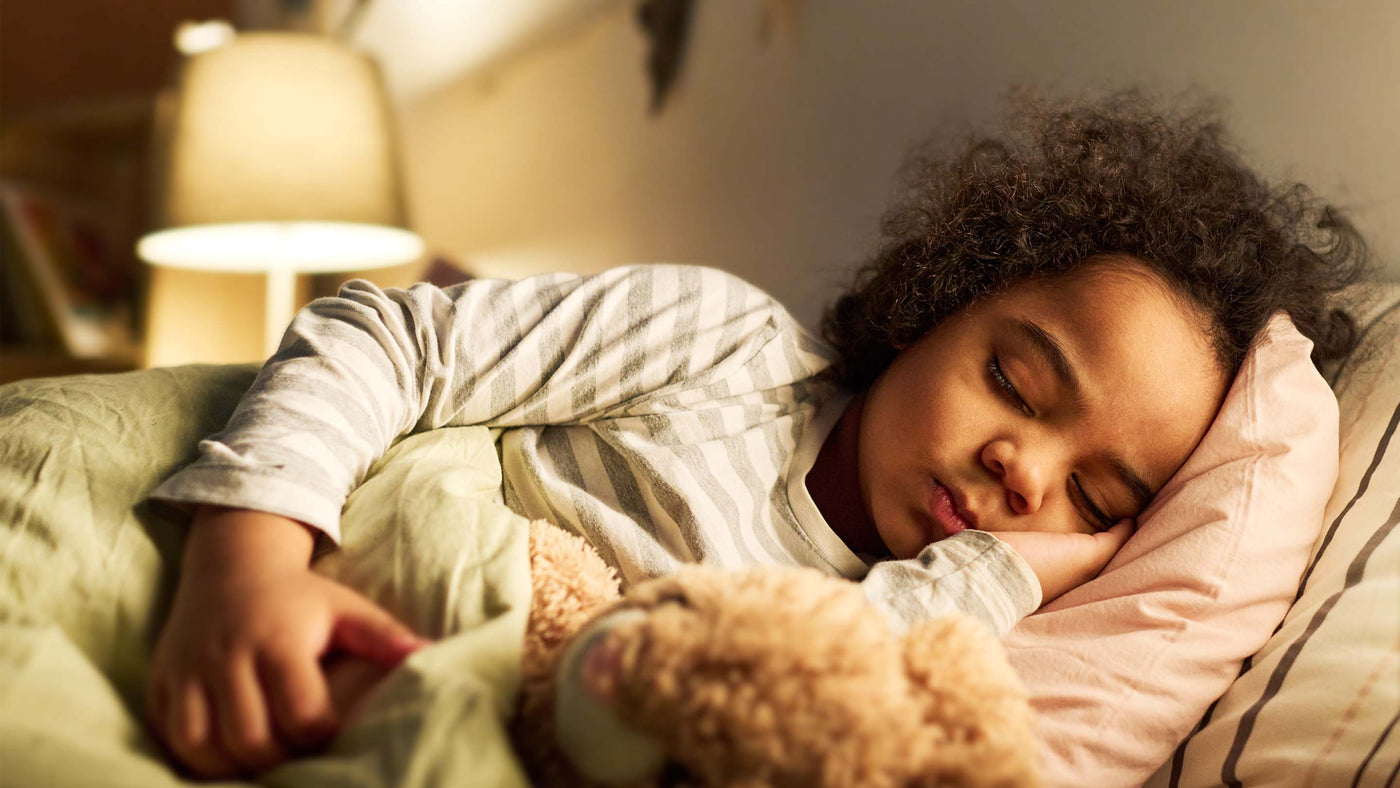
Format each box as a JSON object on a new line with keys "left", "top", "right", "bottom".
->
{"left": 0, "top": 364, "right": 534, "bottom": 788}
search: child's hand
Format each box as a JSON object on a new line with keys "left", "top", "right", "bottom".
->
{"left": 146, "top": 507, "right": 428, "bottom": 779}
{"left": 993, "top": 521, "right": 1134, "bottom": 605}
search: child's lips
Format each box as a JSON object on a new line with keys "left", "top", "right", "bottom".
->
{"left": 927, "top": 479, "right": 973, "bottom": 539}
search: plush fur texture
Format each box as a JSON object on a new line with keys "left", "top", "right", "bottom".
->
{"left": 512, "top": 520, "right": 1042, "bottom": 788}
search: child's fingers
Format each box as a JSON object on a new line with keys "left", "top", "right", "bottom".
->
{"left": 171, "top": 679, "right": 210, "bottom": 753}
{"left": 1081, "top": 520, "right": 1136, "bottom": 579}
{"left": 330, "top": 597, "right": 428, "bottom": 667}
{"left": 145, "top": 675, "right": 169, "bottom": 738}
{"left": 259, "top": 646, "right": 339, "bottom": 752}
{"left": 212, "top": 653, "right": 291, "bottom": 774}
{"left": 168, "top": 680, "right": 240, "bottom": 778}
{"left": 1096, "top": 520, "right": 1135, "bottom": 555}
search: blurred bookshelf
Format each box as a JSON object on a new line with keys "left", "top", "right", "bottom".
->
{"left": 0, "top": 96, "right": 151, "bottom": 383}
{"left": 0, "top": 0, "right": 239, "bottom": 384}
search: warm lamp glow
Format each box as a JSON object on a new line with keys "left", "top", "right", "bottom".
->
{"left": 140, "top": 32, "right": 421, "bottom": 361}
{"left": 174, "top": 20, "right": 236, "bottom": 56}
{"left": 139, "top": 222, "right": 424, "bottom": 273}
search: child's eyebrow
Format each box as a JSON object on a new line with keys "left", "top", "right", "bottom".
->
{"left": 1108, "top": 456, "right": 1155, "bottom": 511}
{"left": 1013, "top": 318, "right": 1155, "bottom": 510}
{"left": 1013, "top": 318, "right": 1082, "bottom": 402}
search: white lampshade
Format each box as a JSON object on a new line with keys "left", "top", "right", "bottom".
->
{"left": 139, "top": 31, "right": 424, "bottom": 355}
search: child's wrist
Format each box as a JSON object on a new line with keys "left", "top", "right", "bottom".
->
{"left": 184, "top": 504, "right": 317, "bottom": 576}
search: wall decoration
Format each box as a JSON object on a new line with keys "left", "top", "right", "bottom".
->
{"left": 635, "top": 0, "right": 694, "bottom": 114}
{"left": 758, "top": 0, "right": 804, "bottom": 45}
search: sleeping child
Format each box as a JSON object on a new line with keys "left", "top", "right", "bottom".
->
{"left": 143, "top": 92, "right": 1368, "bottom": 779}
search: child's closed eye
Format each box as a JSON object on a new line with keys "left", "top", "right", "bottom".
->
{"left": 988, "top": 356, "right": 1032, "bottom": 415}
{"left": 1069, "top": 475, "right": 1115, "bottom": 531}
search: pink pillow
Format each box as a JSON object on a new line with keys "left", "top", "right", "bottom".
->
{"left": 1001, "top": 314, "right": 1339, "bottom": 787}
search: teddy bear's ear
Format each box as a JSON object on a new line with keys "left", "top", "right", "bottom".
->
{"left": 527, "top": 519, "right": 622, "bottom": 642}
{"left": 900, "top": 616, "right": 1043, "bottom": 788}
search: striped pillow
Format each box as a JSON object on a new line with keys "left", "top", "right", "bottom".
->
{"left": 1147, "top": 285, "right": 1400, "bottom": 788}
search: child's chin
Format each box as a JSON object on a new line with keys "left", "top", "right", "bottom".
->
{"left": 324, "top": 655, "right": 393, "bottom": 724}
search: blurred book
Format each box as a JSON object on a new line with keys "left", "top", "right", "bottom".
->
{"left": 1, "top": 206, "right": 57, "bottom": 344}
{"left": 0, "top": 181, "right": 136, "bottom": 358}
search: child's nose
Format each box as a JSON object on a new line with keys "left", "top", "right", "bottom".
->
{"left": 981, "top": 439, "right": 1047, "bottom": 516}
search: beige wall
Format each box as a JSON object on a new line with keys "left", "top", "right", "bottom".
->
{"left": 396, "top": 0, "right": 1399, "bottom": 329}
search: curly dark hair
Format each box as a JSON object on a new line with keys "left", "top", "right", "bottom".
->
{"left": 821, "top": 91, "right": 1372, "bottom": 392}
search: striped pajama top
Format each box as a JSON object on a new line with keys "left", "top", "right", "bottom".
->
{"left": 151, "top": 264, "right": 1038, "bottom": 634}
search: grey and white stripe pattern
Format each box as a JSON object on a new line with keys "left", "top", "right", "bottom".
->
{"left": 1147, "top": 286, "right": 1400, "bottom": 788}
{"left": 151, "top": 264, "right": 1038, "bottom": 634}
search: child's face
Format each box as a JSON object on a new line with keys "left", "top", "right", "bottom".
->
{"left": 856, "top": 259, "right": 1228, "bottom": 559}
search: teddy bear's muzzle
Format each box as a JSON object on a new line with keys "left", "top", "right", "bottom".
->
{"left": 555, "top": 607, "right": 667, "bottom": 784}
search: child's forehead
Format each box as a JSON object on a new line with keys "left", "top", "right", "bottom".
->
{"left": 997, "top": 273, "right": 1197, "bottom": 347}
{"left": 985, "top": 258, "right": 1189, "bottom": 321}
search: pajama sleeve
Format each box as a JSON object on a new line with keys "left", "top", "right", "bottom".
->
{"left": 149, "top": 265, "right": 829, "bottom": 543}
{"left": 860, "top": 530, "right": 1042, "bottom": 635}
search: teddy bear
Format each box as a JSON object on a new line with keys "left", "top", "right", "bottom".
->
{"left": 506, "top": 520, "right": 1043, "bottom": 788}
{"left": 322, "top": 516, "right": 1041, "bottom": 787}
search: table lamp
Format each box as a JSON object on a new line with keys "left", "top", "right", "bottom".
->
{"left": 138, "top": 31, "right": 424, "bottom": 357}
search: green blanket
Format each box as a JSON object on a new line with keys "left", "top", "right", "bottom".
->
{"left": 0, "top": 365, "right": 535, "bottom": 788}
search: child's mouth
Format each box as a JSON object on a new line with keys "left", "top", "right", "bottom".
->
{"left": 927, "top": 479, "right": 972, "bottom": 539}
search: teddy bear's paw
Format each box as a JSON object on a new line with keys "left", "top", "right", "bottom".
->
{"left": 555, "top": 607, "right": 667, "bottom": 783}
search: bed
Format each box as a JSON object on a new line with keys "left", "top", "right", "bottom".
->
{"left": 0, "top": 285, "right": 1395, "bottom": 787}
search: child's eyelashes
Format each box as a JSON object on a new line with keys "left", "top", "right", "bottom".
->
{"left": 988, "top": 356, "right": 1033, "bottom": 416}
{"left": 1070, "top": 475, "right": 1115, "bottom": 531}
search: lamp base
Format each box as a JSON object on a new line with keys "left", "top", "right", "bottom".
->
{"left": 264, "top": 267, "right": 297, "bottom": 358}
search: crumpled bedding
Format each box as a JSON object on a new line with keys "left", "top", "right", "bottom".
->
{"left": 0, "top": 364, "right": 536, "bottom": 788}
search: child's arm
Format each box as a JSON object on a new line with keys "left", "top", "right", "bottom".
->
{"left": 994, "top": 522, "right": 1134, "bottom": 605}
{"left": 147, "top": 505, "right": 426, "bottom": 779}
{"left": 860, "top": 523, "right": 1132, "bottom": 635}
{"left": 146, "top": 266, "right": 822, "bottom": 775}
{"left": 149, "top": 265, "right": 822, "bottom": 545}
